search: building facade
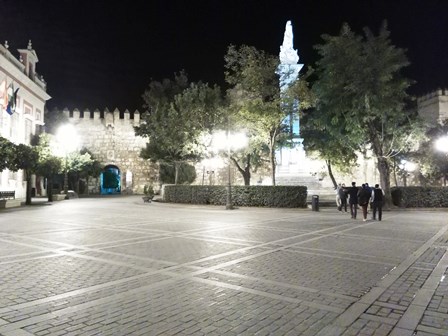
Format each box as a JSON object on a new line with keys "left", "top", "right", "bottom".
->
{"left": 61, "top": 108, "right": 156, "bottom": 194}
{"left": 0, "top": 41, "right": 51, "bottom": 198}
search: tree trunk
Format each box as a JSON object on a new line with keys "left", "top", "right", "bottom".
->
{"left": 269, "top": 143, "right": 276, "bottom": 186}
{"left": 25, "top": 170, "right": 32, "bottom": 205}
{"left": 174, "top": 161, "right": 180, "bottom": 184}
{"left": 47, "top": 176, "right": 54, "bottom": 202}
{"left": 231, "top": 154, "right": 251, "bottom": 186}
{"left": 377, "top": 157, "right": 392, "bottom": 208}
{"left": 326, "top": 160, "right": 337, "bottom": 189}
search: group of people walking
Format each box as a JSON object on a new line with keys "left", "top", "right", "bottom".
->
{"left": 336, "top": 182, "right": 384, "bottom": 221}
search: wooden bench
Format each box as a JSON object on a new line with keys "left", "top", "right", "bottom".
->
{"left": 0, "top": 191, "right": 15, "bottom": 200}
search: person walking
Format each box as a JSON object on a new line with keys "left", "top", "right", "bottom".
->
{"left": 337, "top": 183, "right": 348, "bottom": 212}
{"left": 347, "top": 182, "right": 359, "bottom": 219}
{"left": 358, "top": 184, "right": 373, "bottom": 222}
{"left": 372, "top": 184, "right": 385, "bottom": 221}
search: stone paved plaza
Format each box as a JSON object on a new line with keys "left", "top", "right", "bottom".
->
{"left": 0, "top": 196, "right": 448, "bottom": 335}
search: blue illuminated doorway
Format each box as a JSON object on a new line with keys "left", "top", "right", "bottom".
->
{"left": 100, "top": 165, "right": 121, "bottom": 194}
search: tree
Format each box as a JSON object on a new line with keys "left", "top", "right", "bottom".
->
{"left": 13, "top": 144, "right": 39, "bottom": 205}
{"left": 224, "top": 45, "right": 292, "bottom": 185}
{"left": 159, "top": 162, "right": 197, "bottom": 184}
{"left": 78, "top": 149, "right": 103, "bottom": 194}
{"left": 34, "top": 133, "right": 62, "bottom": 202}
{"left": 0, "top": 136, "right": 16, "bottom": 172}
{"left": 65, "top": 151, "right": 95, "bottom": 194}
{"left": 312, "top": 22, "right": 420, "bottom": 205}
{"left": 136, "top": 72, "right": 226, "bottom": 184}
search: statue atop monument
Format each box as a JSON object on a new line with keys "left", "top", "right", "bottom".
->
{"left": 279, "top": 21, "right": 299, "bottom": 65}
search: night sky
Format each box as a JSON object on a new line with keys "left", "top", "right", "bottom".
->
{"left": 1, "top": 0, "right": 447, "bottom": 112}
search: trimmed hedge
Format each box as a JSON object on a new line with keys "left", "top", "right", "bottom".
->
{"left": 391, "top": 187, "right": 448, "bottom": 208}
{"left": 162, "top": 185, "right": 308, "bottom": 208}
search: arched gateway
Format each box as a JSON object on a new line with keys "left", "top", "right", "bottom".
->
{"left": 100, "top": 165, "right": 121, "bottom": 194}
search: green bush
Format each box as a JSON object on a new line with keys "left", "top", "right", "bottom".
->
{"left": 162, "top": 185, "right": 307, "bottom": 208}
{"left": 391, "top": 187, "right": 448, "bottom": 208}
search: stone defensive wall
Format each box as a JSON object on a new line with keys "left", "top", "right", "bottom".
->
{"left": 417, "top": 88, "right": 448, "bottom": 125}
{"left": 62, "top": 108, "right": 157, "bottom": 194}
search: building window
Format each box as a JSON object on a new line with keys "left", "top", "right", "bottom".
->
{"left": 36, "top": 109, "right": 41, "bottom": 122}
{"left": 24, "top": 103, "right": 33, "bottom": 116}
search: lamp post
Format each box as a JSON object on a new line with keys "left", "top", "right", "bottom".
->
{"left": 56, "top": 124, "right": 79, "bottom": 199}
{"left": 211, "top": 130, "right": 247, "bottom": 210}
{"left": 435, "top": 135, "right": 448, "bottom": 186}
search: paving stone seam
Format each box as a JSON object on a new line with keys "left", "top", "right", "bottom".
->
{"left": 0, "top": 237, "right": 81, "bottom": 253}
{"left": 423, "top": 310, "right": 448, "bottom": 318}
{"left": 0, "top": 251, "right": 53, "bottom": 264}
{"left": 391, "top": 247, "right": 448, "bottom": 334}
{"left": 415, "top": 324, "right": 448, "bottom": 335}
{"left": 190, "top": 276, "right": 345, "bottom": 313}
{"left": 207, "top": 269, "right": 358, "bottom": 301}
{"left": 287, "top": 246, "right": 399, "bottom": 266}
{"left": 411, "top": 265, "right": 437, "bottom": 271}
{"left": 359, "top": 312, "right": 398, "bottom": 326}
{"left": 334, "top": 232, "right": 426, "bottom": 245}
{"left": 316, "top": 223, "right": 448, "bottom": 336}
{"left": 374, "top": 301, "right": 409, "bottom": 311}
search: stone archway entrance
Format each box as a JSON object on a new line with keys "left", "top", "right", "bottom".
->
{"left": 100, "top": 165, "right": 121, "bottom": 195}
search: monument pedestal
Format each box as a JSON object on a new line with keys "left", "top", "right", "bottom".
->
{"left": 275, "top": 144, "right": 335, "bottom": 201}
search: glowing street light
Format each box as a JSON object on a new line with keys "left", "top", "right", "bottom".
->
{"left": 211, "top": 130, "right": 248, "bottom": 209}
{"left": 55, "top": 124, "right": 79, "bottom": 198}
{"left": 399, "top": 160, "right": 416, "bottom": 187}
{"left": 435, "top": 136, "right": 448, "bottom": 153}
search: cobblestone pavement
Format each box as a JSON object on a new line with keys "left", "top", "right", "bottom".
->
{"left": 0, "top": 196, "right": 447, "bottom": 336}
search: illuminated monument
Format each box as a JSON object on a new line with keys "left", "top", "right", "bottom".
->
{"left": 277, "top": 20, "right": 303, "bottom": 145}
{"left": 275, "top": 21, "right": 324, "bottom": 188}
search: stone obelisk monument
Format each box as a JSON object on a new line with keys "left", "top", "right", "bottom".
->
{"left": 277, "top": 20, "right": 303, "bottom": 146}
{"left": 275, "top": 21, "right": 323, "bottom": 188}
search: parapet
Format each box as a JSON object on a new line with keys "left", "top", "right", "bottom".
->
{"left": 61, "top": 108, "right": 143, "bottom": 124}
{"left": 417, "top": 88, "right": 448, "bottom": 104}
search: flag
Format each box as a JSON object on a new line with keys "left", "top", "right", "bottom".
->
{"left": 5, "top": 83, "right": 19, "bottom": 115}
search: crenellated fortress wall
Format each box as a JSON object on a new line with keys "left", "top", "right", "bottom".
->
{"left": 417, "top": 88, "right": 448, "bottom": 125}
{"left": 62, "top": 108, "right": 157, "bottom": 194}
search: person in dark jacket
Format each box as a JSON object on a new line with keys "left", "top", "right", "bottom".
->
{"left": 372, "top": 184, "right": 384, "bottom": 221}
{"left": 337, "top": 183, "right": 348, "bottom": 212}
{"left": 358, "top": 184, "right": 373, "bottom": 222}
{"left": 347, "top": 182, "right": 359, "bottom": 219}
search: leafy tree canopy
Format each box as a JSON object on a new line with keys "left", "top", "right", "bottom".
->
{"left": 311, "top": 21, "right": 421, "bottom": 198}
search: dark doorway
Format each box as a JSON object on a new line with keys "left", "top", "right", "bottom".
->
{"left": 100, "top": 165, "right": 121, "bottom": 194}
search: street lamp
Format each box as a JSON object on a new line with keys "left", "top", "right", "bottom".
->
{"left": 399, "top": 160, "right": 416, "bottom": 187}
{"left": 435, "top": 135, "right": 448, "bottom": 153}
{"left": 56, "top": 124, "right": 79, "bottom": 198}
{"left": 211, "top": 130, "right": 248, "bottom": 209}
